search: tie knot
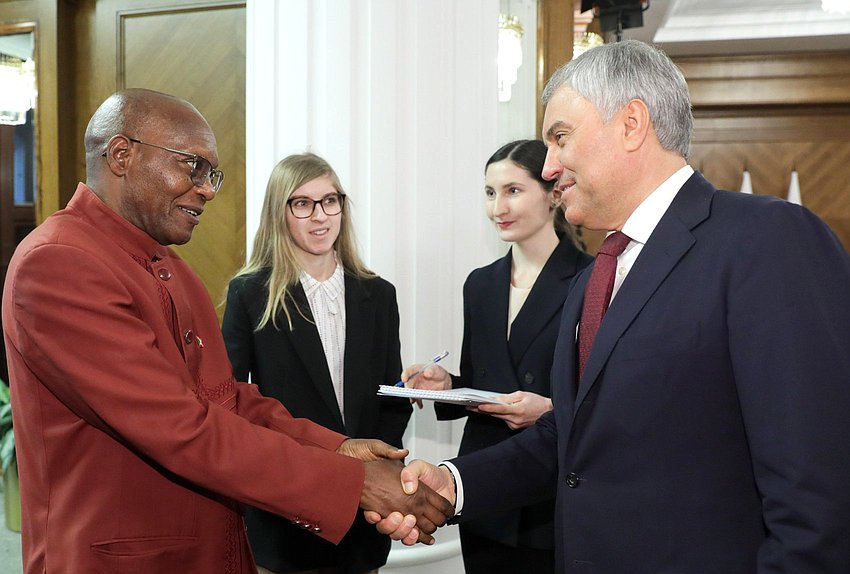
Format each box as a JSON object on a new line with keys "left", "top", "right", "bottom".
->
{"left": 598, "top": 231, "right": 631, "bottom": 257}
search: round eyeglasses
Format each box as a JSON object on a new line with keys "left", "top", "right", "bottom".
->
{"left": 287, "top": 193, "right": 346, "bottom": 219}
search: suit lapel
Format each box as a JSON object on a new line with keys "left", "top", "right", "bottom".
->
{"left": 466, "top": 252, "right": 517, "bottom": 393}
{"left": 508, "top": 239, "right": 580, "bottom": 366}
{"left": 478, "top": 250, "right": 512, "bottom": 347}
{"left": 486, "top": 251, "right": 513, "bottom": 361}
{"left": 558, "top": 268, "right": 589, "bottom": 405}
{"left": 284, "top": 283, "right": 345, "bottom": 430}
{"left": 575, "top": 173, "right": 714, "bottom": 408}
{"left": 342, "top": 275, "right": 374, "bottom": 436}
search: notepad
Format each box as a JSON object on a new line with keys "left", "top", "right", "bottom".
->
{"left": 377, "top": 385, "right": 509, "bottom": 406}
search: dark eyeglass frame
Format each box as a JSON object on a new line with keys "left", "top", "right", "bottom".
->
{"left": 286, "top": 193, "right": 346, "bottom": 219}
{"left": 101, "top": 136, "right": 225, "bottom": 193}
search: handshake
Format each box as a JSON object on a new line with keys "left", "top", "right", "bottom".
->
{"left": 338, "top": 439, "right": 458, "bottom": 545}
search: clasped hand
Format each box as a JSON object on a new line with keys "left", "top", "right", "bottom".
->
{"left": 364, "top": 459, "right": 455, "bottom": 545}
{"left": 336, "top": 439, "right": 454, "bottom": 545}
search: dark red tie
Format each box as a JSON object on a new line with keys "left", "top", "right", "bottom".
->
{"left": 578, "top": 231, "right": 631, "bottom": 381}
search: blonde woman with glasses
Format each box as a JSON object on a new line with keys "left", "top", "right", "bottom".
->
{"left": 222, "top": 153, "right": 411, "bottom": 574}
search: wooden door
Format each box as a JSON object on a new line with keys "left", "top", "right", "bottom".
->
{"left": 678, "top": 51, "right": 850, "bottom": 253}
{"left": 74, "top": 0, "right": 247, "bottom": 312}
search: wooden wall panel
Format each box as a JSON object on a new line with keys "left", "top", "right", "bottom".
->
{"left": 679, "top": 51, "right": 850, "bottom": 253}
{"left": 119, "top": 4, "right": 246, "bottom": 309}
{"left": 536, "top": 0, "right": 573, "bottom": 135}
{"left": 74, "top": 0, "right": 246, "bottom": 313}
{"left": 0, "top": 2, "right": 63, "bottom": 222}
{"left": 690, "top": 140, "right": 850, "bottom": 250}
{"left": 0, "top": 2, "right": 64, "bottom": 381}
{"left": 678, "top": 52, "right": 850, "bottom": 107}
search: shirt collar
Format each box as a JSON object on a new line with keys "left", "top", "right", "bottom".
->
{"left": 299, "top": 259, "right": 345, "bottom": 299}
{"left": 68, "top": 183, "right": 170, "bottom": 262}
{"left": 620, "top": 165, "right": 694, "bottom": 246}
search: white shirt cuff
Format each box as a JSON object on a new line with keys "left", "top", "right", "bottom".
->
{"left": 439, "top": 461, "right": 464, "bottom": 515}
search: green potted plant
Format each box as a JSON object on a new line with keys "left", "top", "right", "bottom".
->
{"left": 0, "top": 380, "right": 20, "bottom": 532}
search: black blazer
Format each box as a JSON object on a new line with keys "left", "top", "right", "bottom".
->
{"left": 453, "top": 173, "right": 850, "bottom": 572}
{"left": 437, "top": 237, "right": 591, "bottom": 548}
{"left": 222, "top": 269, "right": 411, "bottom": 573}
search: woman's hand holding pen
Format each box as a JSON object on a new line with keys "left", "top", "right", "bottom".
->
{"left": 400, "top": 364, "right": 452, "bottom": 409}
{"left": 470, "top": 391, "right": 553, "bottom": 430}
{"left": 401, "top": 364, "right": 452, "bottom": 390}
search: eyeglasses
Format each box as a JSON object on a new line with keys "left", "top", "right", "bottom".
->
{"left": 102, "top": 136, "right": 225, "bottom": 193}
{"left": 129, "top": 138, "right": 225, "bottom": 193}
{"left": 287, "top": 193, "right": 346, "bottom": 219}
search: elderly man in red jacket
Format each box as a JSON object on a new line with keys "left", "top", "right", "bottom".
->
{"left": 2, "top": 88, "right": 451, "bottom": 574}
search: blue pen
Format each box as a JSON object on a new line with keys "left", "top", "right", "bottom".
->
{"left": 395, "top": 351, "right": 450, "bottom": 387}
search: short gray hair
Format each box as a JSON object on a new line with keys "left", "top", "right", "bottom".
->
{"left": 543, "top": 40, "right": 693, "bottom": 158}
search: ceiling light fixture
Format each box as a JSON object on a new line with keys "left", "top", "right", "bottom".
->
{"left": 498, "top": 13, "right": 524, "bottom": 103}
{"left": 573, "top": 32, "right": 604, "bottom": 59}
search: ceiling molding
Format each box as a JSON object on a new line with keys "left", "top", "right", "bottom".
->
{"left": 620, "top": 0, "right": 850, "bottom": 56}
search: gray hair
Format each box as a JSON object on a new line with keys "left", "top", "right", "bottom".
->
{"left": 542, "top": 40, "right": 693, "bottom": 158}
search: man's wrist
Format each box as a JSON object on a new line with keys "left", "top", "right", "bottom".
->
{"left": 438, "top": 461, "right": 463, "bottom": 514}
{"left": 438, "top": 464, "right": 458, "bottom": 506}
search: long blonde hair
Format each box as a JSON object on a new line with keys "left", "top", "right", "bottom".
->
{"left": 232, "top": 153, "right": 375, "bottom": 330}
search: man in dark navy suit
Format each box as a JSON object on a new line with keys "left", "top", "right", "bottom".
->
{"left": 369, "top": 40, "right": 850, "bottom": 573}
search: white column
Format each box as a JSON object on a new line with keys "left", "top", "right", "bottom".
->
{"left": 247, "top": 1, "right": 502, "bottom": 570}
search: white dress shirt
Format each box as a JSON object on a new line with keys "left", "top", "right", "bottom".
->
{"left": 300, "top": 261, "right": 347, "bottom": 421}
{"left": 612, "top": 165, "right": 694, "bottom": 302}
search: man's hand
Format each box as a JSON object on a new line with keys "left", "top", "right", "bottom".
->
{"left": 337, "top": 438, "right": 408, "bottom": 462}
{"left": 363, "top": 459, "right": 457, "bottom": 544}
{"left": 470, "top": 391, "right": 553, "bottom": 430}
{"left": 359, "top": 459, "right": 454, "bottom": 545}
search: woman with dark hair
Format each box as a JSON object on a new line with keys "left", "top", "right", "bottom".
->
{"left": 402, "top": 139, "right": 592, "bottom": 574}
{"left": 222, "top": 153, "right": 411, "bottom": 574}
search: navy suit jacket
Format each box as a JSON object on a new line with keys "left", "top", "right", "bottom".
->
{"left": 452, "top": 172, "right": 850, "bottom": 573}
{"left": 222, "top": 270, "right": 410, "bottom": 573}
{"left": 437, "top": 238, "right": 591, "bottom": 548}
